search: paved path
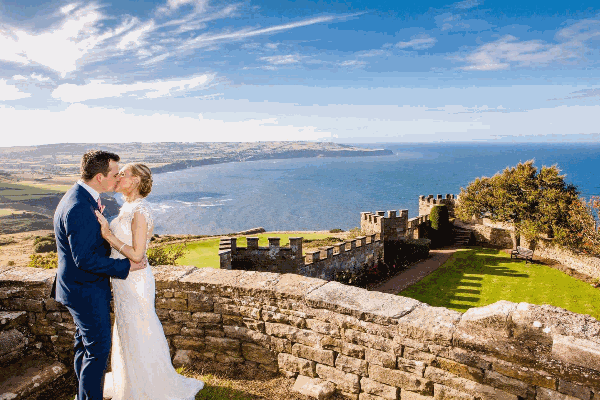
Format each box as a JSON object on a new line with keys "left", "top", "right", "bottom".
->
{"left": 372, "top": 246, "right": 460, "bottom": 294}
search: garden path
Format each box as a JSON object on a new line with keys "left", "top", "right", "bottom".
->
{"left": 372, "top": 246, "right": 460, "bottom": 294}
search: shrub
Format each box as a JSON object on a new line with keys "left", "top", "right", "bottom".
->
{"left": 28, "top": 252, "right": 58, "bottom": 269}
{"left": 430, "top": 205, "right": 449, "bottom": 231}
{"left": 329, "top": 228, "right": 344, "bottom": 233}
{"left": 7, "top": 260, "right": 15, "bottom": 266}
{"left": 0, "top": 237, "right": 16, "bottom": 246}
{"left": 34, "top": 240, "right": 56, "bottom": 253}
{"left": 147, "top": 244, "right": 188, "bottom": 266}
{"left": 347, "top": 227, "right": 364, "bottom": 239}
{"left": 33, "top": 235, "right": 55, "bottom": 245}
{"left": 428, "top": 205, "right": 451, "bottom": 247}
{"left": 384, "top": 238, "right": 430, "bottom": 268}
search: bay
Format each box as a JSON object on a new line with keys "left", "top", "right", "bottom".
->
{"left": 135, "top": 143, "right": 600, "bottom": 235}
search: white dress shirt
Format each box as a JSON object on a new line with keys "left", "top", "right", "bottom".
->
{"left": 77, "top": 179, "right": 100, "bottom": 202}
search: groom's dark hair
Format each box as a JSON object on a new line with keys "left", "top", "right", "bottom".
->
{"left": 81, "top": 150, "right": 120, "bottom": 181}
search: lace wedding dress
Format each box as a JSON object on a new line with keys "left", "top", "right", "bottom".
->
{"left": 103, "top": 199, "right": 204, "bottom": 400}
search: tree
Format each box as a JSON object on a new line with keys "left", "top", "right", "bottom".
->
{"left": 456, "top": 160, "right": 594, "bottom": 250}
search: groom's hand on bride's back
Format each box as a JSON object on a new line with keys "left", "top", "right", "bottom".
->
{"left": 130, "top": 256, "right": 147, "bottom": 271}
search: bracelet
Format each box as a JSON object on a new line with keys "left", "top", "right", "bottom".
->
{"left": 118, "top": 243, "right": 126, "bottom": 253}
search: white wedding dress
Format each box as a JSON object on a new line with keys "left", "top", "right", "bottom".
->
{"left": 103, "top": 198, "right": 204, "bottom": 400}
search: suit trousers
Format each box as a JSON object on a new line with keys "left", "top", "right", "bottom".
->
{"left": 65, "top": 297, "right": 112, "bottom": 400}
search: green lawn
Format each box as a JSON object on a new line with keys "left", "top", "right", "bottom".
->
{"left": 399, "top": 247, "right": 600, "bottom": 320}
{"left": 0, "top": 209, "right": 18, "bottom": 216}
{"left": 174, "top": 233, "right": 341, "bottom": 269}
{"left": 0, "top": 181, "right": 68, "bottom": 200}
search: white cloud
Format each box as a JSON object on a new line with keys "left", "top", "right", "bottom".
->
{"left": 179, "top": 15, "right": 339, "bottom": 52}
{"left": 0, "top": 103, "right": 332, "bottom": 146}
{"left": 157, "top": 0, "right": 208, "bottom": 15}
{"left": 453, "top": 0, "right": 481, "bottom": 9}
{"left": 0, "top": 80, "right": 31, "bottom": 101}
{"left": 461, "top": 18, "right": 600, "bottom": 71}
{"left": 396, "top": 34, "right": 437, "bottom": 50}
{"left": 117, "top": 21, "right": 155, "bottom": 50}
{"left": 259, "top": 54, "right": 303, "bottom": 65}
{"left": 60, "top": 3, "right": 79, "bottom": 15}
{"left": 52, "top": 74, "right": 214, "bottom": 102}
{"left": 338, "top": 60, "right": 367, "bottom": 68}
{"left": 0, "top": 3, "right": 146, "bottom": 77}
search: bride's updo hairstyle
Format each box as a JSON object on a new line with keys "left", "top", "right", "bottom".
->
{"left": 127, "top": 163, "right": 153, "bottom": 197}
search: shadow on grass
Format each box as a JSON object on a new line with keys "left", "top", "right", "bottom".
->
{"left": 400, "top": 246, "right": 530, "bottom": 311}
{"left": 195, "top": 384, "right": 254, "bottom": 400}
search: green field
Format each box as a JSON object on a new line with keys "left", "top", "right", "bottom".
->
{"left": 174, "top": 233, "right": 342, "bottom": 269}
{"left": 0, "top": 181, "right": 68, "bottom": 200}
{"left": 0, "top": 209, "right": 18, "bottom": 216}
{"left": 399, "top": 247, "right": 600, "bottom": 320}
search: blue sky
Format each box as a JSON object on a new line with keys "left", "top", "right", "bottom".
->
{"left": 0, "top": 0, "right": 599, "bottom": 145}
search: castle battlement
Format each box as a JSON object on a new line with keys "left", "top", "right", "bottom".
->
{"left": 361, "top": 209, "right": 409, "bottom": 242}
{"left": 418, "top": 193, "right": 456, "bottom": 217}
{"left": 219, "top": 234, "right": 383, "bottom": 280}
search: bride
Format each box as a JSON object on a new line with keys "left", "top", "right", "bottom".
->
{"left": 95, "top": 163, "right": 204, "bottom": 400}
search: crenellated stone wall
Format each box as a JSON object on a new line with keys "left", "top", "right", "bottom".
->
{"left": 2, "top": 264, "right": 600, "bottom": 400}
{"left": 361, "top": 210, "right": 409, "bottom": 241}
{"left": 418, "top": 194, "right": 456, "bottom": 218}
{"left": 219, "top": 204, "right": 437, "bottom": 279}
{"left": 219, "top": 235, "right": 384, "bottom": 281}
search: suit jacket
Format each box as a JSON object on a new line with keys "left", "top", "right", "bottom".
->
{"left": 51, "top": 183, "right": 130, "bottom": 307}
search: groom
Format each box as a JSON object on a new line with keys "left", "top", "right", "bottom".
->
{"left": 51, "top": 150, "right": 146, "bottom": 400}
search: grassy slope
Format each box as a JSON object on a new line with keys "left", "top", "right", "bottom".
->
{"left": 175, "top": 233, "right": 340, "bottom": 269}
{"left": 399, "top": 247, "right": 600, "bottom": 320}
{"left": 0, "top": 181, "right": 68, "bottom": 200}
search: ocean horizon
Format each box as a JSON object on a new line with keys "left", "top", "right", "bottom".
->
{"left": 126, "top": 143, "right": 600, "bottom": 235}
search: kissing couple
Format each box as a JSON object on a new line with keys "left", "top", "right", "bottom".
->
{"left": 51, "top": 150, "right": 204, "bottom": 400}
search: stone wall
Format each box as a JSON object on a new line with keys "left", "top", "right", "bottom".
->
{"left": 300, "top": 235, "right": 383, "bottom": 281}
{"left": 418, "top": 194, "right": 456, "bottom": 218}
{"left": 219, "top": 235, "right": 384, "bottom": 281}
{"left": 361, "top": 210, "right": 409, "bottom": 242}
{"left": 2, "top": 264, "right": 600, "bottom": 400}
{"left": 533, "top": 238, "right": 600, "bottom": 280}
{"left": 453, "top": 219, "right": 600, "bottom": 281}
{"left": 219, "top": 206, "right": 433, "bottom": 280}
{"left": 454, "top": 218, "right": 515, "bottom": 248}
{"left": 219, "top": 237, "right": 304, "bottom": 273}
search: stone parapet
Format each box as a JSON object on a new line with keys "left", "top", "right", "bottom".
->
{"left": 2, "top": 265, "right": 600, "bottom": 399}
{"left": 418, "top": 194, "right": 456, "bottom": 218}
{"left": 361, "top": 210, "right": 409, "bottom": 242}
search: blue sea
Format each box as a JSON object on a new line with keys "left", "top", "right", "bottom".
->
{"left": 137, "top": 143, "right": 600, "bottom": 235}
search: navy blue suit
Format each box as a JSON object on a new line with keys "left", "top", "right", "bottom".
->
{"left": 51, "top": 183, "right": 130, "bottom": 400}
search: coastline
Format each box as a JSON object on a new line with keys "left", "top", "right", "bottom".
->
{"left": 151, "top": 148, "right": 393, "bottom": 174}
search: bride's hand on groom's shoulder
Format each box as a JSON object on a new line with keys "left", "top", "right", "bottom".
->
{"left": 94, "top": 210, "right": 111, "bottom": 239}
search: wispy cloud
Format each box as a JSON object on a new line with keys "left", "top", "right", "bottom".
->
{"left": 453, "top": 0, "right": 481, "bottom": 9}
{"left": 259, "top": 54, "right": 304, "bottom": 65}
{"left": 460, "top": 18, "right": 600, "bottom": 71}
{"left": 156, "top": 0, "right": 208, "bottom": 16}
{"left": 0, "top": 1, "right": 348, "bottom": 79}
{"left": 0, "top": 3, "right": 142, "bottom": 77}
{"left": 52, "top": 74, "right": 214, "bottom": 102}
{"left": 13, "top": 73, "right": 52, "bottom": 82}
{"left": 338, "top": 60, "right": 367, "bottom": 68}
{"left": 178, "top": 15, "right": 341, "bottom": 52}
{"left": 0, "top": 79, "right": 31, "bottom": 101}
{"left": 551, "top": 88, "right": 600, "bottom": 100}
{"left": 396, "top": 34, "right": 437, "bottom": 50}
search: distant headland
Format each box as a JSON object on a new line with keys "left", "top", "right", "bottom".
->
{"left": 0, "top": 142, "right": 392, "bottom": 178}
